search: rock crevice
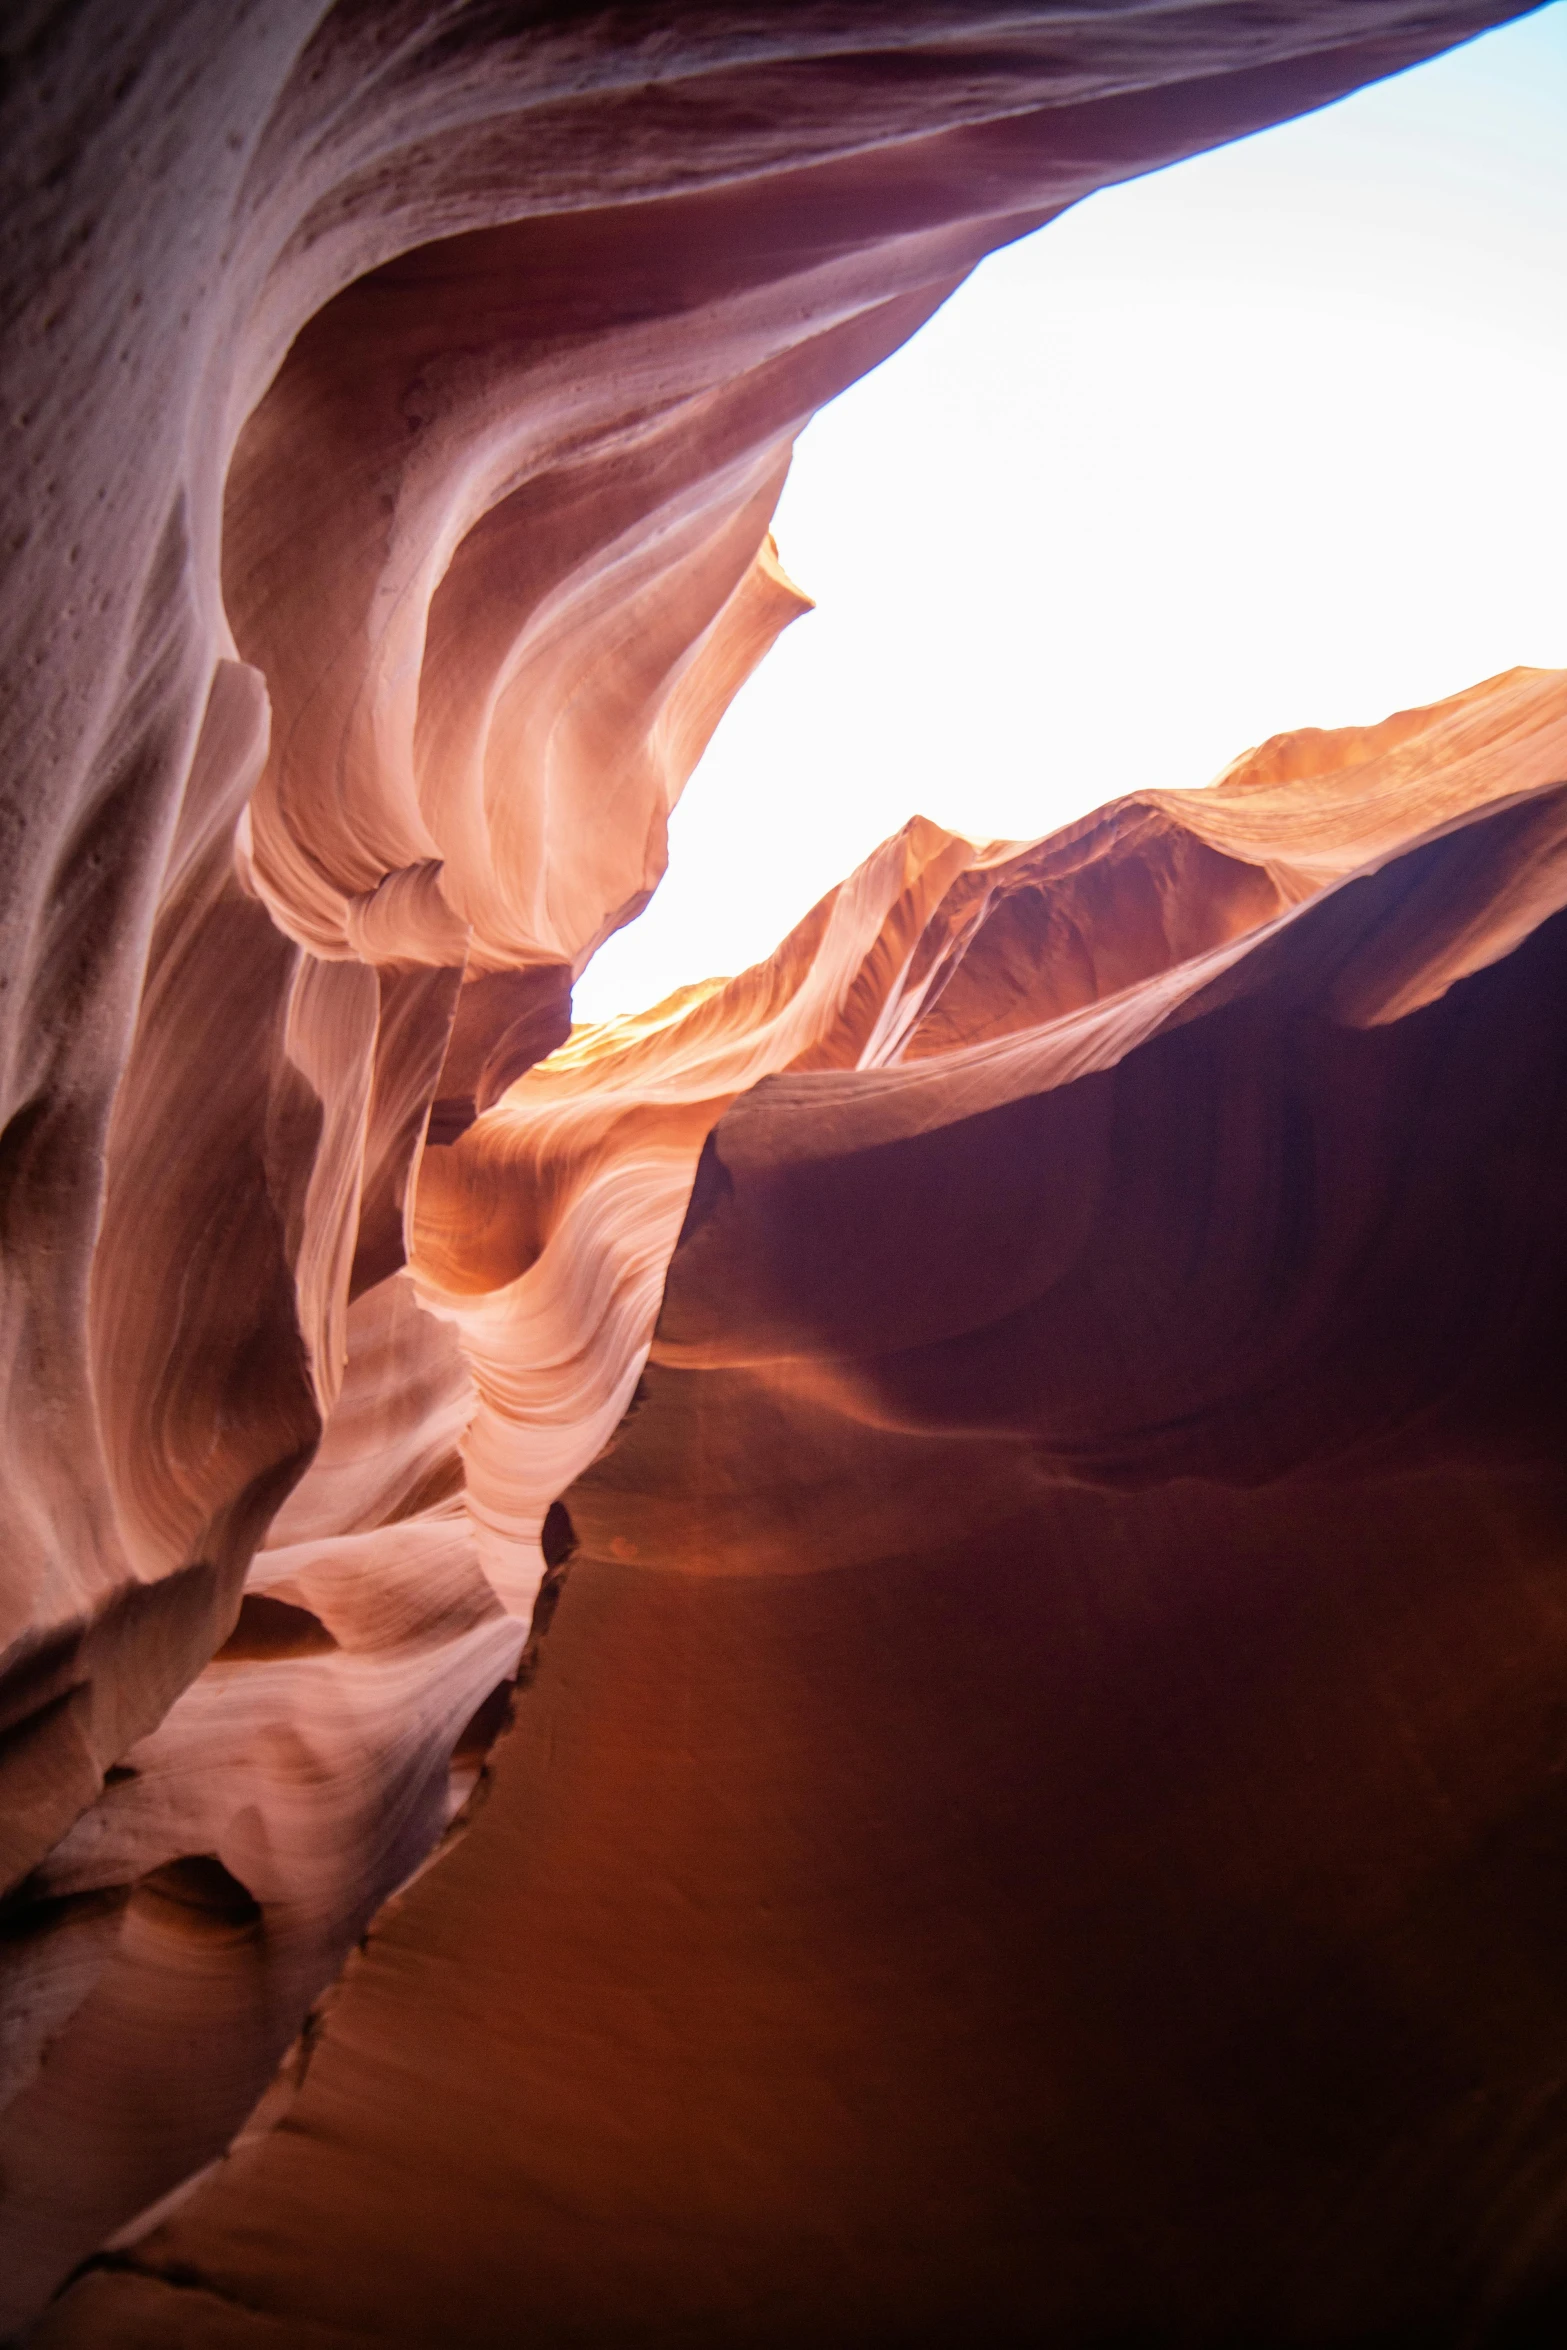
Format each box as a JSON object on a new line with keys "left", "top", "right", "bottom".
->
{"left": 1, "top": 3, "right": 1559, "bottom": 2340}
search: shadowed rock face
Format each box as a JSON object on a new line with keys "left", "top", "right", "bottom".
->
{"left": 31, "top": 663, "right": 1567, "bottom": 2350}
{"left": 0, "top": 3, "right": 1559, "bottom": 2343}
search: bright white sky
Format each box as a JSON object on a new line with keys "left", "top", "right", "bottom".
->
{"left": 574, "top": 2, "right": 1567, "bottom": 1022}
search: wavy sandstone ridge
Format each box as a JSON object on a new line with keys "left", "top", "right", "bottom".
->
{"left": 24, "top": 664, "right": 1567, "bottom": 2343}
{"left": 0, "top": 3, "right": 1559, "bottom": 2343}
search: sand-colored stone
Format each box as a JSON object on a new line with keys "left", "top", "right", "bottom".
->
{"left": 1, "top": 3, "right": 1558, "bottom": 2341}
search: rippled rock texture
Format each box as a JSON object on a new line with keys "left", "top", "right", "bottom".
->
{"left": 1, "top": 4, "right": 1560, "bottom": 2343}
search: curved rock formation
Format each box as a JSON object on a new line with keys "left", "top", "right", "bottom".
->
{"left": 24, "top": 655, "right": 1566, "bottom": 2348}
{"left": 0, "top": 2, "right": 1557, "bottom": 2343}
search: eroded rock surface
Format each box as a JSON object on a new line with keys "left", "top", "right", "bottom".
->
{"left": 25, "top": 656, "right": 1567, "bottom": 2347}
{"left": 1, "top": 2, "right": 1558, "bottom": 2342}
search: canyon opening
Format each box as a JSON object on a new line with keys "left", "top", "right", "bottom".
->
{"left": 3, "top": 5, "right": 1567, "bottom": 2346}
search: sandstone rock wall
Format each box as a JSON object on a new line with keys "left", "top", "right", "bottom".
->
{"left": 1, "top": 3, "right": 1555, "bottom": 2340}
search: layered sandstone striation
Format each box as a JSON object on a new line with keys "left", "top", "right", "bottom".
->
{"left": 1, "top": 2, "right": 1560, "bottom": 2343}
{"left": 26, "top": 657, "right": 1567, "bottom": 2347}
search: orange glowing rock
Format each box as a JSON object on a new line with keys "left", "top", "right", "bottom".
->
{"left": 1, "top": 3, "right": 1557, "bottom": 2341}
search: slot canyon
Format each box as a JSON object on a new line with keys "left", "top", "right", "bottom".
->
{"left": 3, "top": 2, "right": 1567, "bottom": 2342}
